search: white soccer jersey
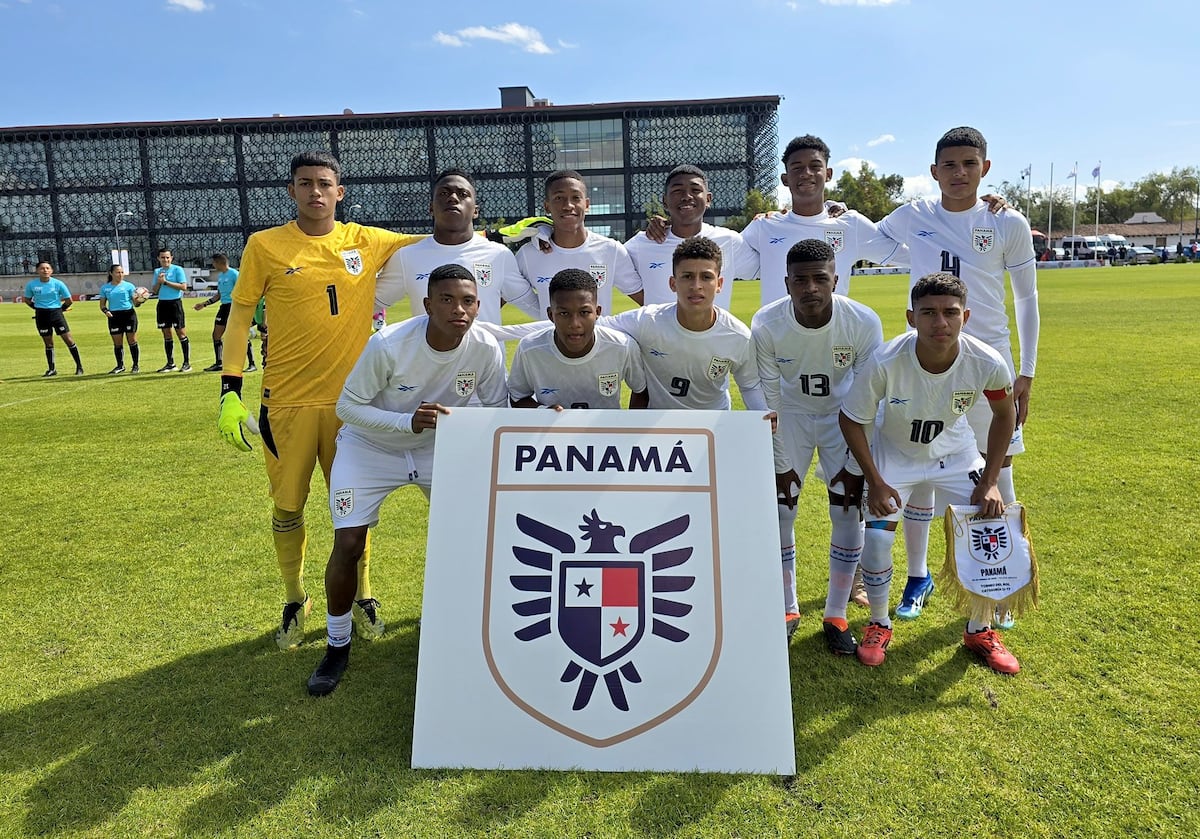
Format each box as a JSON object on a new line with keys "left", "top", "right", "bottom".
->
{"left": 842, "top": 331, "right": 1011, "bottom": 463}
{"left": 752, "top": 294, "right": 884, "bottom": 416}
{"left": 508, "top": 323, "right": 647, "bottom": 409}
{"left": 606, "top": 304, "right": 758, "bottom": 410}
{"left": 624, "top": 223, "right": 758, "bottom": 309}
{"left": 376, "top": 235, "right": 539, "bottom": 325}
{"left": 337, "top": 316, "right": 507, "bottom": 454}
{"left": 878, "top": 200, "right": 1036, "bottom": 353}
{"left": 741, "top": 209, "right": 904, "bottom": 306}
{"left": 515, "top": 231, "right": 643, "bottom": 318}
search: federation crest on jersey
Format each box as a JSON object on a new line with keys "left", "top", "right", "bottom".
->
{"left": 341, "top": 249, "right": 364, "bottom": 275}
{"left": 832, "top": 345, "right": 853, "bottom": 369}
{"left": 972, "top": 228, "right": 995, "bottom": 254}
{"left": 951, "top": 390, "right": 976, "bottom": 415}
{"left": 825, "top": 230, "right": 845, "bottom": 254}
{"left": 473, "top": 262, "right": 493, "bottom": 288}
{"left": 333, "top": 488, "right": 353, "bottom": 518}
{"left": 589, "top": 264, "right": 608, "bottom": 288}
{"left": 707, "top": 357, "right": 731, "bottom": 379}
{"left": 598, "top": 372, "right": 619, "bottom": 397}
{"left": 456, "top": 371, "right": 477, "bottom": 397}
{"left": 969, "top": 522, "right": 1012, "bottom": 565}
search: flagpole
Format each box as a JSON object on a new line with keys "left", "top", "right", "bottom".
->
{"left": 1048, "top": 162, "right": 1054, "bottom": 250}
{"left": 1094, "top": 161, "right": 1101, "bottom": 237}
{"left": 1071, "top": 161, "right": 1078, "bottom": 237}
{"left": 1026, "top": 163, "right": 1033, "bottom": 219}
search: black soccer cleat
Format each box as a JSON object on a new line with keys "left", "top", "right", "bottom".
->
{"left": 307, "top": 643, "right": 351, "bottom": 697}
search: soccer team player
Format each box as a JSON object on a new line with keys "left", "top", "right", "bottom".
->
{"left": 25, "top": 260, "right": 84, "bottom": 377}
{"left": 98, "top": 263, "right": 144, "bottom": 374}
{"left": 876, "top": 126, "right": 1039, "bottom": 626}
{"left": 751, "top": 239, "right": 884, "bottom": 650}
{"left": 839, "top": 272, "right": 1020, "bottom": 673}
{"left": 307, "top": 263, "right": 509, "bottom": 695}
{"left": 150, "top": 247, "right": 192, "bottom": 372}
{"left": 194, "top": 253, "right": 257, "bottom": 373}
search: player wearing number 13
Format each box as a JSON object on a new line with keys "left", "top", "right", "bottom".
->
{"left": 216, "top": 150, "right": 423, "bottom": 652}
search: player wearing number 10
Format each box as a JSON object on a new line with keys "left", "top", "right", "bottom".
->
{"left": 216, "top": 150, "right": 423, "bottom": 653}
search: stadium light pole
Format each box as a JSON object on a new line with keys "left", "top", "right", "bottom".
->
{"left": 114, "top": 210, "right": 134, "bottom": 259}
{"left": 347, "top": 203, "right": 362, "bottom": 223}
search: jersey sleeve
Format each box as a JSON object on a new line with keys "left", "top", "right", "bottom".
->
{"left": 375, "top": 249, "right": 409, "bottom": 310}
{"left": 231, "top": 234, "right": 269, "bottom": 306}
{"left": 498, "top": 249, "right": 541, "bottom": 318}
{"left": 612, "top": 242, "right": 643, "bottom": 295}
{"left": 875, "top": 204, "right": 909, "bottom": 248}
{"left": 622, "top": 338, "right": 648, "bottom": 394}
{"left": 336, "top": 335, "right": 414, "bottom": 433}
{"left": 841, "top": 356, "right": 885, "bottom": 425}
{"left": 507, "top": 342, "right": 535, "bottom": 403}
{"left": 852, "top": 212, "right": 906, "bottom": 267}
{"left": 476, "top": 340, "right": 509, "bottom": 408}
{"left": 723, "top": 230, "right": 760, "bottom": 281}
{"left": 854, "top": 311, "right": 885, "bottom": 374}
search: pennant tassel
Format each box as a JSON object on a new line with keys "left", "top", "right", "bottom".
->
{"left": 939, "top": 503, "right": 1040, "bottom": 625}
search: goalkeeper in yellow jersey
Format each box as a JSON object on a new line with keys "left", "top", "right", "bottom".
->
{"left": 217, "top": 150, "right": 425, "bottom": 651}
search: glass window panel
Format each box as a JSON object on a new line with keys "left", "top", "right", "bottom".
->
{"left": 585, "top": 174, "right": 624, "bottom": 216}
{"left": 0, "top": 236, "right": 56, "bottom": 276}
{"left": 341, "top": 181, "right": 430, "bottom": 229}
{"left": 152, "top": 231, "right": 247, "bottom": 269}
{"left": 246, "top": 186, "right": 300, "bottom": 228}
{"left": 474, "top": 177, "right": 530, "bottom": 225}
{"left": 533, "top": 119, "right": 624, "bottom": 170}
{"left": 147, "top": 134, "right": 237, "bottom": 184}
{"left": 241, "top": 131, "right": 329, "bottom": 182}
{"left": 434, "top": 123, "right": 526, "bottom": 174}
{"left": 51, "top": 137, "right": 143, "bottom": 187}
{"left": 0, "top": 141, "right": 50, "bottom": 189}
{"left": 629, "top": 114, "right": 748, "bottom": 168}
{"left": 152, "top": 187, "right": 241, "bottom": 228}
{"left": 0, "top": 193, "right": 54, "bottom": 233}
{"left": 339, "top": 127, "right": 428, "bottom": 177}
{"left": 59, "top": 192, "right": 150, "bottom": 232}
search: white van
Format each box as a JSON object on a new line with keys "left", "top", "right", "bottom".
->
{"left": 1061, "top": 235, "right": 1102, "bottom": 258}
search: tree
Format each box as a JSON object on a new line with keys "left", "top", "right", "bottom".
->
{"left": 721, "top": 189, "right": 779, "bottom": 233}
{"left": 824, "top": 162, "right": 905, "bottom": 221}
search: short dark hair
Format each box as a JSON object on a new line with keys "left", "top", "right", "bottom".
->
{"left": 786, "top": 238, "right": 836, "bottom": 267}
{"left": 211, "top": 252, "right": 229, "bottom": 264}
{"left": 290, "top": 150, "right": 342, "bottom": 180}
{"left": 36, "top": 260, "right": 52, "bottom": 270}
{"left": 433, "top": 168, "right": 476, "bottom": 195}
{"left": 548, "top": 268, "right": 598, "bottom": 301}
{"left": 782, "top": 135, "right": 831, "bottom": 167}
{"left": 664, "top": 164, "right": 708, "bottom": 194}
{"left": 911, "top": 272, "right": 967, "bottom": 307}
{"left": 428, "top": 263, "right": 474, "bottom": 292}
{"left": 544, "top": 169, "right": 585, "bottom": 194}
{"left": 157, "top": 247, "right": 172, "bottom": 256}
{"left": 672, "top": 235, "right": 723, "bottom": 272}
{"left": 935, "top": 126, "right": 987, "bottom": 161}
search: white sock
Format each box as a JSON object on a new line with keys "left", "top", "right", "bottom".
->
{"left": 781, "top": 544, "right": 798, "bottom": 614}
{"left": 824, "top": 505, "right": 864, "bottom": 620}
{"left": 902, "top": 486, "right": 934, "bottom": 578}
{"left": 998, "top": 464, "right": 1016, "bottom": 504}
{"left": 860, "top": 528, "right": 896, "bottom": 627}
{"left": 327, "top": 610, "right": 353, "bottom": 648}
{"left": 966, "top": 618, "right": 991, "bottom": 634}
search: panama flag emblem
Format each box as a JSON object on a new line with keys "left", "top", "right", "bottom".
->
{"left": 972, "top": 227, "right": 995, "bottom": 253}
{"left": 455, "top": 371, "right": 476, "bottom": 397}
{"left": 598, "top": 372, "right": 619, "bottom": 397}
{"left": 825, "top": 230, "right": 845, "bottom": 253}
{"left": 952, "top": 390, "right": 976, "bottom": 415}
{"left": 589, "top": 264, "right": 608, "bottom": 288}
{"left": 341, "top": 249, "right": 363, "bottom": 275}
{"left": 969, "top": 522, "right": 1012, "bottom": 564}
{"left": 832, "top": 345, "right": 853, "bottom": 369}
{"left": 474, "top": 262, "right": 493, "bottom": 287}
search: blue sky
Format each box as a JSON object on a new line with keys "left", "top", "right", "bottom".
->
{"left": 3, "top": 0, "right": 1195, "bottom": 201}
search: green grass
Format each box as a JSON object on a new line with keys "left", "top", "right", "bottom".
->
{"left": 1, "top": 265, "right": 1199, "bottom": 838}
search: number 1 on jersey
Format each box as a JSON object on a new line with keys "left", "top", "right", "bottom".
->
{"left": 326, "top": 284, "right": 339, "bottom": 316}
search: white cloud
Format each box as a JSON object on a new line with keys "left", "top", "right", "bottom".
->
{"left": 866, "top": 133, "right": 895, "bottom": 147}
{"left": 557, "top": 39, "right": 578, "bottom": 49}
{"left": 436, "top": 22, "right": 554, "bottom": 54}
{"left": 166, "top": 0, "right": 212, "bottom": 11}
{"left": 819, "top": 0, "right": 905, "bottom": 6}
{"left": 902, "top": 174, "right": 936, "bottom": 200}
{"left": 786, "top": 1, "right": 798, "bottom": 8}
{"left": 834, "top": 156, "right": 874, "bottom": 174}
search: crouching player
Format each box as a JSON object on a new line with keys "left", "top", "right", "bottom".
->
{"left": 838, "top": 272, "right": 1020, "bottom": 674}
{"left": 752, "top": 239, "right": 883, "bottom": 650}
{"left": 307, "top": 264, "right": 508, "bottom": 696}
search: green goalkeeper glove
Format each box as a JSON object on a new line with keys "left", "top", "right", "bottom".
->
{"left": 218, "top": 376, "right": 254, "bottom": 452}
{"left": 486, "top": 216, "right": 552, "bottom": 245}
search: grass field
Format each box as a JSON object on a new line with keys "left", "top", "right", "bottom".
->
{"left": 1, "top": 265, "right": 1198, "bottom": 838}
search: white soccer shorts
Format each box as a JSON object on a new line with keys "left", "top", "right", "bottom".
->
{"left": 328, "top": 431, "right": 433, "bottom": 529}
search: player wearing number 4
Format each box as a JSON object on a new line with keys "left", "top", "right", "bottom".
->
{"left": 752, "top": 239, "right": 884, "bottom": 651}
{"left": 839, "top": 272, "right": 1020, "bottom": 674}
{"left": 307, "top": 263, "right": 508, "bottom": 696}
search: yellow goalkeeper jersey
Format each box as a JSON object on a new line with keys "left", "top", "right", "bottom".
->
{"left": 233, "top": 221, "right": 421, "bottom": 407}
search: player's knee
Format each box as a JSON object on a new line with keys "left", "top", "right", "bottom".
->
{"left": 827, "top": 487, "right": 862, "bottom": 509}
{"left": 331, "top": 527, "right": 368, "bottom": 564}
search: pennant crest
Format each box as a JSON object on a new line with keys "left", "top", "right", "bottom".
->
{"left": 455, "top": 371, "right": 477, "bottom": 398}
{"left": 969, "top": 522, "right": 1013, "bottom": 565}
{"left": 707, "top": 357, "right": 731, "bottom": 380}
{"left": 341, "top": 249, "right": 364, "bottom": 276}
{"left": 589, "top": 264, "right": 609, "bottom": 288}
{"left": 598, "top": 372, "right": 620, "bottom": 397}
{"left": 940, "top": 503, "right": 1038, "bottom": 625}
{"left": 333, "top": 488, "right": 353, "bottom": 519}
{"left": 473, "top": 262, "right": 493, "bottom": 288}
{"left": 951, "top": 390, "right": 976, "bottom": 415}
{"left": 972, "top": 228, "right": 995, "bottom": 254}
{"left": 824, "top": 229, "right": 845, "bottom": 253}
{"left": 832, "top": 345, "right": 853, "bottom": 369}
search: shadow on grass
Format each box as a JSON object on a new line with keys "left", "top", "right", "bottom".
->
{"left": 1, "top": 622, "right": 423, "bottom": 836}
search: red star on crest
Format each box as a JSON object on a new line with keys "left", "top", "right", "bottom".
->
{"left": 610, "top": 617, "right": 629, "bottom": 637}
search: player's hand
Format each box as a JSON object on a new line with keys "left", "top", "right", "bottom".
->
{"left": 193, "top": 302, "right": 205, "bottom": 311}
{"left": 645, "top": 214, "right": 669, "bottom": 244}
{"left": 103, "top": 310, "right": 112, "bottom": 319}
{"left": 762, "top": 410, "right": 778, "bottom": 433}
{"left": 865, "top": 479, "right": 903, "bottom": 518}
{"left": 825, "top": 199, "right": 848, "bottom": 218}
{"left": 1013, "top": 375, "right": 1032, "bottom": 427}
{"left": 776, "top": 469, "right": 802, "bottom": 509}
{"left": 981, "top": 193, "right": 1008, "bottom": 214}
{"left": 828, "top": 468, "right": 865, "bottom": 513}
{"left": 970, "top": 483, "right": 1006, "bottom": 518}
{"left": 412, "top": 402, "right": 451, "bottom": 433}
{"left": 217, "top": 388, "right": 253, "bottom": 452}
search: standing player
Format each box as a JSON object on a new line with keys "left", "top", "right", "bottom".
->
{"left": 216, "top": 150, "right": 423, "bottom": 651}
{"left": 24, "top": 260, "right": 84, "bottom": 377}
{"left": 376, "top": 169, "right": 542, "bottom": 324}
{"left": 195, "top": 253, "right": 257, "bottom": 373}
{"left": 625, "top": 165, "right": 757, "bottom": 310}
{"left": 876, "top": 127, "right": 1039, "bottom": 625}
{"left": 838, "top": 273, "right": 1019, "bottom": 673}
{"left": 508, "top": 269, "right": 647, "bottom": 410}
{"left": 752, "top": 240, "right": 884, "bottom": 650}
{"left": 98, "top": 263, "right": 143, "bottom": 373}
{"left": 515, "top": 170, "right": 644, "bottom": 318}
{"left": 307, "top": 264, "right": 508, "bottom": 695}
{"left": 150, "top": 247, "right": 192, "bottom": 373}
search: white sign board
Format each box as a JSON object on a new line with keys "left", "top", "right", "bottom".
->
{"left": 412, "top": 408, "right": 795, "bottom": 773}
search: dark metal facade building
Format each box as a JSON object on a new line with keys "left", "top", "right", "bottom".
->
{"left": 0, "top": 91, "right": 779, "bottom": 274}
